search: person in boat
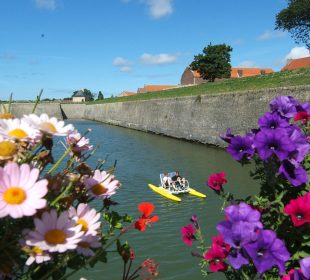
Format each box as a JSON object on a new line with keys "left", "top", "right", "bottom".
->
{"left": 171, "top": 171, "right": 185, "bottom": 188}
{"left": 162, "top": 173, "right": 173, "bottom": 188}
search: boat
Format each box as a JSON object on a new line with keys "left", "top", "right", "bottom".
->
{"left": 148, "top": 172, "right": 206, "bottom": 202}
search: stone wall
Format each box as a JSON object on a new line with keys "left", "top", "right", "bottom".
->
{"left": 3, "top": 86, "right": 310, "bottom": 147}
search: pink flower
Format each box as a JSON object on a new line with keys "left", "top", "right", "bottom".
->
{"left": 203, "top": 245, "right": 228, "bottom": 272}
{"left": 211, "top": 234, "right": 230, "bottom": 255}
{"left": 284, "top": 193, "right": 310, "bottom": 227}
{"left": 207, "top": 172, "right": 227, "bottom": 191}
{"left": 181, "top": 224, "right": 196, "bottom": 246}
{"left": 294, "top": 111, "right": 310, "bottom": 124}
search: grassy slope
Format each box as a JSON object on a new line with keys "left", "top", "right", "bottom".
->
{"left": 90, "top": 68, "right": 310, "bottom": 104}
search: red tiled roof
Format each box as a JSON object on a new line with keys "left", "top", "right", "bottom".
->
{"left": 281, "top": 57, "right": 310, "bottom": 71}
{"left": 138, "top": 85, "right": 177, "bottom": 93}
{"left": 119, "top": 91, "right": 136, "bottom": 97}
{"left": 230, "top": 67, "right": 273, "bottom": 78}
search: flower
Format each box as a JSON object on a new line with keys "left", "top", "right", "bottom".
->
{"left": 270, "top": 96, "right": 298, "bottom": 118}
{"left": 66, "top": 131, "right": 93, "bottom": 153}
{"left": 26, "top": 209, "right": 84, "bottom": 253}
{"left": 244, "top": 230, "right": 290, "bottom": 275}
{"left": 181, "top": 224, "right": 196, "bottom": 246}
{"left": 254, "top": 128, "right": 295, "bottom": 161}
{"left": 135, "top": 202, "right": 159, "bottom": 231}
{"left": 281, "top": 269, "right": 303, "bottom": 280}
{"left": 203, "top": 245, "right": 228, "bottom": 272}
{"left": 76, "top": 234, "right": 101, "bottom": 257}
{"left": 141, "top": 259, "right": 159, "bottom": 277}
{"left": 227, "top": 248, "right": 249, "bottom": 270}
{"left": 258, "top": 112, "right": 289, "bottom": 130}
{"left": 283, "top": 193, "right": 310, "bottom": 227}
{"left": 190, "top": 214, "right": 199, "bottom": 229}
{"left": 0, "top": 112, "right": 15, "bottom": 119}
{"left": 300, "top": 257, "right": 310, "bottom": 279}
{"left": 0, "top": 135, "right": 18, "bottom": 160}
{"left": 69, "top": 203, "right": 101, "bottom": 236}
{"left": 23, "top": 113, "right": 74, "bottom": 136}
{"left": 84, "top": 170, "right": 121, "bottom": 199}
{"left": 287, "top": 126, "right": 310, "bottom": 163}
{"left": 25, "top": 246, "right": 51, "bottom": 266}
{"left": 0, "top": 118, "right": 40, "bottom": 142}
{"left": 226, "top": 135, "right": 254, "bottom": 161}
{"left": 0, "top": 162, "right": 48, "bottom": 218}
{"left": 211, "top": 234, "right": 230, "bottom": 255}
{"left": 207, "top": 172, "right": 227, "bottom": 191}
{"left": 294, "top": 111, "right": 310, "bottom": 124}
{"left": 279, "top": 160, "right": 308, "bottom": 187}
{"left": 220, "top": 128, "right": 234, "bottom": 143}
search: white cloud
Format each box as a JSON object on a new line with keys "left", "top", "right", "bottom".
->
{"left": 113, "top": 57, "right": 133, "bottom": 72}
{"left": 145, "top": 0, "right": 173, "bottom": 19}
{"left": 285, "top": 46, "right": 310, "bottom": 60}
{"left": 257, "top": 30, "right": 287, "bottom": 41}
{"left": 140, "top": 53, "right": 177, "bottom": 65}
{"left": 34, "top": 0, "right": 56, "bottom": 10}
{"left": 237, "top": 60, "right": 257, "bottom": 68}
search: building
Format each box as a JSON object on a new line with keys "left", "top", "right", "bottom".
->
{"left": 180, "top": 66, "right": 274, "bottom": 85}
{"left": 281, "top": 57, "right": 310, "bottom": 71}
{"left": 119, "top": 91, "right": 136, "bottom": 97}
{"left": 72, "top": 90, "right": 87, "bottom": 102}
{"left": 137, "top": 85, "right": 177, "bottom": 94}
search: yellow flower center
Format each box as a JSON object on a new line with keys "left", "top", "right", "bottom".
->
{"left": 3, "top": 187, "right": 26, "bottom": 204}
{"left": 0, "top": 141, "right": 17, "bottom": 157}
{"left": 92, "top": 183, "right": 108, "bottom": 195}
{"left": 0, "top": 113, "right": 15, "bottom": 119}
{"left": 77, "top": 218, "right": 89, "bottom": 232}
{"left": 78, "top": 241, "right": 90, "bottom": 248}
{"left": 32, "top": 246, "right": 43, "bottom": 255}
{"left": 44, "top": 229, "right": 66, "bottom": 245}
{"left": 40, "top": 122, "right": 57, "bottom": 134}
{"left": 8, "top": 128, "right": 28, "bottom": 139}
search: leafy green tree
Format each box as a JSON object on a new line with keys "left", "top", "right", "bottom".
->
{"left": 275, "top": 0, "right": 310, "bottom": 49}
{"left": 83, "top": 89, "right": 94, "bottom": 101}
{"left": 190, "top": 43, "right": 233, "bottom": 82}
{"left": 97, "top": 91, "right": 104, "bottom": 100}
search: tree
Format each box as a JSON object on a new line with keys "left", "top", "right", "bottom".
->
{"left": 275, "top": 0, "right": 310, "bottom": 49}
{"left": 97, "top": 91, "right": 104, "bottom": 100}
{"left": 83, "top": 89, "right": 94, "bottom": 101}
{"left": 190, "top": 43, "right": 233, "bottom": 82}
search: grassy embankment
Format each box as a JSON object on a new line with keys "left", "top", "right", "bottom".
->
{"left": 90, "top": 68, "right": 310, "bottom": 104}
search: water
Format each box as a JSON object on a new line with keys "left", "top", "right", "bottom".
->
{"left": 56, "top": 120, "right": 258, "bottom": 280}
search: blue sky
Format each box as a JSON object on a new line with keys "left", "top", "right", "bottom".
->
{"left": 0, "top": 0, "right": 309, "bottom": 100}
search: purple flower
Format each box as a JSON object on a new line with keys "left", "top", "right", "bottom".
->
{"left": 279, "top": 160, "right": 309, "bottom": 187}
{"left": 258, "top": 112, "right": 289, "bottom": 130}
{"left": 227, "top": 135, "right": 255, "bottom": 161}
{"left": 270, "top": 96, "right": 298, "bottom": 118}
{"left": 244, "top": 230, "right": 290, "bottom": 275}
{"left": 254, "top": 129, "right": 295, "bottom": 161}
{"left": 300, "top": 257, "right": 310, "bottom": 279}
{"left": 220, "top": 128, "right": 234, "bottom": 144}
{"left": 296, "top": 101, "right": 310, "bottom": 114}
{"left": 227, "top": 248, "right": 249, "bottom": 269}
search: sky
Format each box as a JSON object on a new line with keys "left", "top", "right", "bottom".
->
{"left": 0, "top": 0, "right": 309, "bottom": 100}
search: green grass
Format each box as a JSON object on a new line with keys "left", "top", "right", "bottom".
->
{"left": 89, "top": 68, "right": 310, "bottom": 104}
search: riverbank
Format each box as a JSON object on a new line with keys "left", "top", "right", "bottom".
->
{"left": 4, "top": 85, "right": 310, "bottom": 147}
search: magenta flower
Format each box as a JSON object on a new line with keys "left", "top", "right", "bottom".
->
{"left": 203, "top": 245, "right": 228, "bottom": 272}
{"left": 281, "top": 269, "right": 303, "bottom": 280}
{"left": 294, "top": 111, "right": 310, "bottom": 124}
{"left": 207, "top": 172, "right": 227, "bottom": 191}
{"left": 181, "top": 224, "right": 196, "bottom": 246}
{"left": 211, "top": 234, "right": 230, "bottom": 255}
{"left": 284, "top": 193, "right": 310, "bottom": 227}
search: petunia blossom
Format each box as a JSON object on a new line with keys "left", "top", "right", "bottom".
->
{"left": 294, "top": 111, "right": 310, "bottom": 125}
{"left": 135, "top": 202, "right": 159, "bottom": 231}
{"left": 270, "top": 96, "right": 298, "bottom": 119}
{"left": 279, "top": 160, "right": 309, "bottom": 187}
{"left": 207, "top": 172, "right": 227, "bottom": 191}
{"left": 283, "top": 193, "right": 310, "bottom": 227}
{"left": 0, "top": 162, "right": 48, "bottom": 218}
{"left": 244, "top": 230, "right": 290, "bottom": 275}
{"left": 181, "top": 224, "right": 196, "bottom": 246}
{"left": 300, "top": 257, "right": 310, "bottom": 279}
{"left": 203, "top": 245, "right": 228, "bottom": 272}
{"left": 258, "top": 112, "right": 289, "bottom": 130}
{"left": 226, "top": 135, "right": 254, "bottom": 161}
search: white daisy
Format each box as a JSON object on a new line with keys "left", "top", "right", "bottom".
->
{"left": 0, "top": 162, "right": 48, "bottom": 218}
{"left": 76, "top": 234, "right": 101, "bottom": 257}
{"left": 0, "top": 118, "right": 40, "bottom": 142}
{"left": 66, "top": 131, "right": 93, "bottom": 153}
{"left": 26, "top": 210, "right": 84, "bottom": 253}
{"left": 84, "top": 170, "right": 121, "bottom": 199}
{"left": 0, "top": 135, "right": 18, "bottom": 160}
{"left": 23, "top": 113, "right": 74, "bottom": 136}
{"left": 69, "top": 203, "right": 101, "bottom": 236}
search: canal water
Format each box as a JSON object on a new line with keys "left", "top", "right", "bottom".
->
{"left": 59, "top": 120, "right": 259, "bottom": 280}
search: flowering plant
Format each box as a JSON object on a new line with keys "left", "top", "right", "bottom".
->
{"left": 182, "top": 96, "right": 310, "bottom": 279}
{"left": 0, "top": 98, "right": 159, "bottom": 279}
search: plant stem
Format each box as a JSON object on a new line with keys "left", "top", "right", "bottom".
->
{"left": 32, "top": 89, "right": 43, "bottom": 113}
{"left": 47, "top": 147, "right": 71, "bottom": 175}
{"left": 50, "top": 182, "right": 73, "bottom": 206}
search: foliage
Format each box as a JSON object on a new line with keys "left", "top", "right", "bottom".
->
{"left": 181, "top": 95, "right": 310, "bottom": 279}
{"left": 275, "top": 0, "right": 310, "bottom": 49}
{"left": 0, "top": 96, "right": 159, "bottom": 279}
{"left": 190, "top": 43, "right": 233, "bottom": 82}
{"left": 88, "top": 68, "right": 310, "bottom": 104}
{"left": 97, "top": 91, "right": 104, "bottom": 100}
